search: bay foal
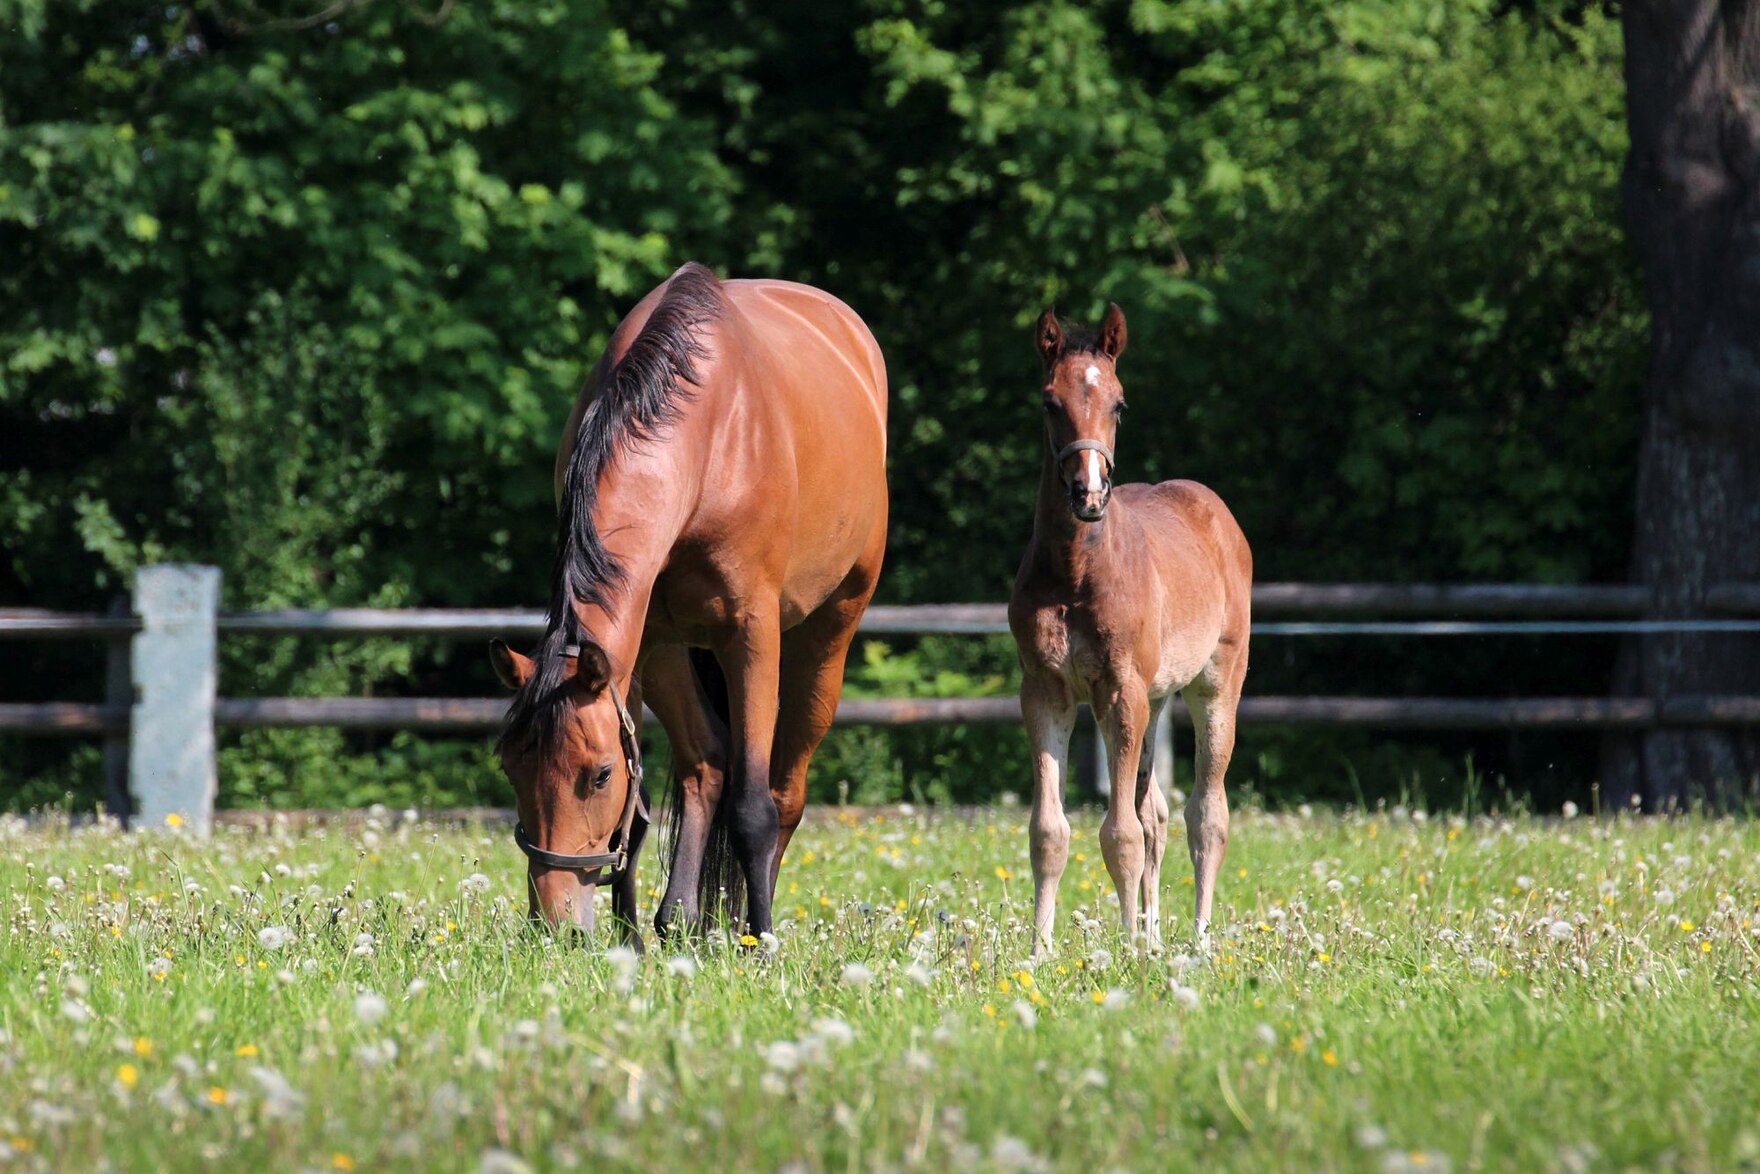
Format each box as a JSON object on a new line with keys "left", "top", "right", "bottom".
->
{"left": 1008, "top": 304, "right": 1252, "bottom": 951}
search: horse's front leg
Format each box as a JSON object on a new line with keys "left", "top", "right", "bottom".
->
{"left": 611, "top": 796, "right": 650, "bottom": 953}
{"left": 1022, "top": 671, "right": 1075, "bottom": 956}
{"left": 721, "top": 609, "right": 783, "bottom": 937}
{"left": 647, "top": 645, "right": 729, "bottom": 941}
{"left": 1095, "top": 676, "right": 1152, "bottom": 947}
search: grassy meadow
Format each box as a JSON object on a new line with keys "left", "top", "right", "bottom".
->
{"left": 2, "top": 803, "right": 1759, "bottom": 1171}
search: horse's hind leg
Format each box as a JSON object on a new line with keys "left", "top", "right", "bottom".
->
{"left": 648, "top": 645, "right": 729, "bottom": 941}
{"left": 1136, "top": 695, "right": 1173, "bottom": 950}
{"left": 1184, "top": 652, "right": 1245, "bottom": 943}
{"left": 768, "top": 574, "right": 875, "bottom": 897}
{"left": 1022, "top": 672, "right": 1075, "bottom": 955}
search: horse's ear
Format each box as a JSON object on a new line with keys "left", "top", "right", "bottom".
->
{"left": 1099, "top": 302, "right": 1127, "bottom": 360}
{"left": 1035, "top": 307, "right": 1064, "bottom": 369}
{"left": 571, "top": 640, "right": 613, "bottom": 698}
{"left": 489, "top": 639, "right": 535, "bottom": 690}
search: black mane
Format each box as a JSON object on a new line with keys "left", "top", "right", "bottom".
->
{"left": 500, "top": 262, "right": 725, "bottom": 757}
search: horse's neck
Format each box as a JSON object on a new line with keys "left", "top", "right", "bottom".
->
{"left": 1030, "top": 458, "right": 1115, "bottom": 589}
{"left": 572, "top": 465, "right": 691, "bottom": 663}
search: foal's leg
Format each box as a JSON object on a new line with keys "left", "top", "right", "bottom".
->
{"left": 1184, "top": 656, "right": 1245, "bottom": 943}
{"left": 721, "top": 608, "right": 784, "bottom": 936}
{"left": 1135, "top": 695, "right": 1173, "bottom": 950}
{"left": 648, "top": 645, "right": 729, "bottom": 940}
{"left": 1022, "top": 672, "right": 1075, "bottom": 955}
{"left": 768, "top": 577, "right": 874, "bottom": 896}
{"left": 1096, "top": 678, "right": 1152, "bottom": 945}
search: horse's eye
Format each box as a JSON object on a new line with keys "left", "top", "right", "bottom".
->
{"left": 1113, "top": 400, "right": 1128, "bottom": 416}
{"left": 592, "top": 765, "right": 613, "bottom": 790}
{"left": 1042, "top": 399, "right": 1058, "bottom": 415}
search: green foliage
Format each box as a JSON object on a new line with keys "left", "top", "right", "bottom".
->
{"left": 1, "top": 0, "right": 1646, "bottom": 808}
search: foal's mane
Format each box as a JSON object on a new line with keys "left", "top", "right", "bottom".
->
{"left": 500, "top": 262, "right": 725, "bottom": 757}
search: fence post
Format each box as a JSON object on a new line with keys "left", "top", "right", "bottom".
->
{"left": 102, "top": 595, "right": 132, "bottom": 827}
{"left": 129, "top": 565, "right": 220, "bottom": 834}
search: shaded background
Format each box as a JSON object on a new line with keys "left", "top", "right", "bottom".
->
{"left": 1, "top": 0, "right": 1653, "bottom": 811}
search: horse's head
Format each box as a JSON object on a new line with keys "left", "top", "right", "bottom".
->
{"left": 489, "top": 637, "right": 641, "bottom": 937}
{"left": 1034, "top": 303, "right": 1128, "bottom": 523}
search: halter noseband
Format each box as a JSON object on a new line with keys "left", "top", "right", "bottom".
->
{"left": 512, "top": 644, "right": 649, "bottom": 885}
{"left": 1055, "top": 438, "right": 1114, "bottom": 474}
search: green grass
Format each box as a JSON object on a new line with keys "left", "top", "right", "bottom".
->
{"left": 3, "top": 805, "right": 1759, "bottom": 1171}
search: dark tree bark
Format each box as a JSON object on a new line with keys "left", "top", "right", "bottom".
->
{"left": 1605, "top": 0, "right": 1760, "bottom": 809}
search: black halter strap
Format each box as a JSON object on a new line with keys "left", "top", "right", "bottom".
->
{"left": 1055, "top": 437, "right": 1114, "bottom": 470}
{"left": 513, "top": 652, "right": 649, "bottom": 885}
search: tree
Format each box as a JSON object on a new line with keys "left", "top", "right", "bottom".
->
{"left": 1606, "top": 0, "right": 1760, "bottom": 808}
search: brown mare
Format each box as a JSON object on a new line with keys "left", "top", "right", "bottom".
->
{"left": 1008, "top": 304, "right": 1252, "bottom": 951}
{"left": 489, "top": 262, "right": 888, "bottom": 944}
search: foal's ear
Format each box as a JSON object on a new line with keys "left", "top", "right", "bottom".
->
{"left": 1035, "top": 306, "right": 1064, "bottom": 368}
{"left": 570, "top": 640, "right": 613, "bottom": 699}
{"left": 1099, "top": 302, "right": 1127, "bottom": 360}
{"left": 488, "top": 639, "right": 535, "bottom": 690}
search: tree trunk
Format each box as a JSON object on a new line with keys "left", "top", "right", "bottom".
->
{"left": 1604, "top": 0, "right": 1760, "bottom": 809}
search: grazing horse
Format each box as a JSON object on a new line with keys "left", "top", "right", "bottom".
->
{"left": 1008, "top": 303, "right": 1252, "bottom": 951}
{"left": 490, "top": 262, "right": 888, "bottom": 943}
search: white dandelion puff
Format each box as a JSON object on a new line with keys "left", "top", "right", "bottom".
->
{"left": 257, "top": 926, "right": 293, "bottom": 951}
{"left": 354, "top": 991, "right": 389, "bottom": 1025}
{"left": 838, "top": 962, "right": 873, "bottom": 988}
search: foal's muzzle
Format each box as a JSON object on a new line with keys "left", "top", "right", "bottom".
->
{"left": 1056, "top": 438, "right": 1114, "bottom": 522}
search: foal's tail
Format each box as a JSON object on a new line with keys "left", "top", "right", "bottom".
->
{"left": 672, "top": 647, "right": 744, "bottom": 931}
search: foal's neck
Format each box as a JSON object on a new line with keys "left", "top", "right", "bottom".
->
{"left": 1031, "top": 452, "right": 1114, "bottom": 587}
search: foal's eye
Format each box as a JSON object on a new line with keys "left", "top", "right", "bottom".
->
{"left": 1042, "top": 399, "right": 1058, "bottom": 415}
{"left": 592, "top": 765, "right": 613, "bottom": 790}
{"left": 1113, "top": 400, "right": 1128, "bottom": 416}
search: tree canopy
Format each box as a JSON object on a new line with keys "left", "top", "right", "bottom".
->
{"left": 0, "top": 0, "right": 1648, "bottom": 809}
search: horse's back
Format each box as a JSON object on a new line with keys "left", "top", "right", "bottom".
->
{"left": 1120, "top": 478, "right": 1253, "bottom": 660}
{"left": 721, "top": 278, "right": 889, "bottom": 428}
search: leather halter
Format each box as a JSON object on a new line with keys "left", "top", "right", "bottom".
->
{"left": 1055, "top": 437, "right": 1114, "bottom": 474}
{"left": 512, "top": 645, "right": 649, "bottom": 885}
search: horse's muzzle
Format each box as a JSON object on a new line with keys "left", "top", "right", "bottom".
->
{"left": 528, "top": 865, "right": 598, "bottom": 938}
{"left": 1070, "top": 481, "right": 1111, "bottom": 523}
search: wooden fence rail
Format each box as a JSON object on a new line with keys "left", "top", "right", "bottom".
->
{"left": 5, "top": 566, "right": 1760, "bottom": 831}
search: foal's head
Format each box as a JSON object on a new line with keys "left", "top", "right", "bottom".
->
{"left": 1034, "top": 303, "right": 1128, "bottom": 522}
{"left": 489, "top": 637, "right": 637, "bottom": 936}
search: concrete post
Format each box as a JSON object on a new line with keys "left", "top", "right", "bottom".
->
{"left": 129, "top": 565, "right": 220, "bottom": 833}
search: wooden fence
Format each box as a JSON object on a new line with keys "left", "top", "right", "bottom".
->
{"left": 4, "top": 565, "right": 1760, "bottom": 830}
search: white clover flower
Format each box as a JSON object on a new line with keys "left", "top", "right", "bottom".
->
{"left": 257, "top": 926, "right": 293, "bottom": 951}
{"left": 665, "top": 956, "right": 699, "bottom": 979}
{"left": 354, "top": 991, "right": 389, "bottom": 1025}
{"left": 811, "top": 1017, "right": 855, "bottom": 1047}
{"left": 838, "top": 962, "right": 873, "bottom": 988}
{"left": 461, "top": 873, "right": 492, "bottom": 896}
{"left": 762, "top": 1041, "right": 800, "bottom": 1073}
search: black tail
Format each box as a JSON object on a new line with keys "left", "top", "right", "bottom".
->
{"left": 662, "top": 648, "right": 744, "bottom": 931}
